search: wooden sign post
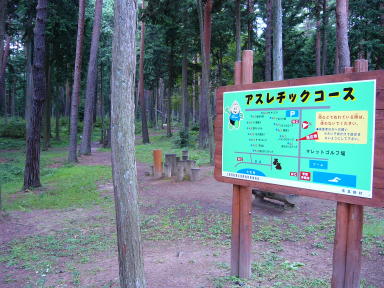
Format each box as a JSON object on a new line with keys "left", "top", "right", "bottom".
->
{"left": 214, "top": 53, "right": 383, "bottom": 284}
{"left": 231, "top": 51, "right": 253, "bottom": 278}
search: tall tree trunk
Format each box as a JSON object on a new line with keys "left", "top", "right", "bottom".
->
{"left": 166, "top": 46, "right": 174, "bottom": 138}
{"left": 64, "top": 78, "right": 71, "bottom": 116}
{"left": 0, "top": 35, "right": 10, "bottom": 117}
{"left": 273, "top": 0, "right": 283, "bottom": 80}
{"left": 0, "top": 0, "right": 6, "bottom": 116}
{"left": 111, "top": 1, "right": 146, "bottom": 287}
{"left": 336, "top": 0, "right": 350, "bottom": 73}
{"left": 138, "top": 0, "right": 149, "bottom": 144}
{"left": 315, "top": 3, "right": 321, "bottom": 76}
{"left": 265, "top": 0, "right": 273, "bottom": 81}
{"left": 247, "top": 0, "right": 254, "bottom": 50}
{"left": 25, "top": 34, "right": 33, "bottom": 140}
{"left": 100, "top": 62, "right": 105, "bottom": 143}
{"left": 68, "top": 0, "right": 86, "bottom": 162}
{"left": 80, "top": 0, "right": 103, "bottom": 155}
{"left": 55, "top": 86, "right": 64, "bottom": 141}
{"left": 10, "top": 74, "right": 15, "bottom": 117}
{"left": 42, "top": 61, "right": 51, "bottom": 151}
{"left": 235, "top": 0, "right": 241, "bottom": 61}
{"left": 197, "top": 0, "right": 212, "bottom": 149}
{"left": 182, "top": 51, "right": 189, "bottom": 136}
{"left": 321, "top": 0, "right": 328, "bottom": 75}
{"left": 23, "top": 0, "right": 48, "bottom": 190}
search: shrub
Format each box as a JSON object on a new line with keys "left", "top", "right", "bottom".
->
{"left": 0, "top": 120, "right": 26, "bottom": 138}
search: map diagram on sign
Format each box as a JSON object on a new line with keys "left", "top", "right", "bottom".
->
{"left": 221, "top": 80, "right": 376, "bottom": 198}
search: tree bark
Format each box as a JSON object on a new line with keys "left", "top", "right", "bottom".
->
{"left": 273, "top": 0, "right": 283, "bottom": 80}
{"left": 336, "top": 0, "right": 350, "bottom": 73}
{"left": 111, "top": 1, "right": 146, "bottom": 287}
{"left": 264, "top": 0, "right": 273, "bottom": 81}
{"left": 315, "top": 3, "right": 322, "bottom": 76}
{"left": 68, "top": 0, "right": 86, "bottom": 162}
{"left": 321, "top": 0, "right": 328, "bottom": 75}
{"left": 25, "top": 34, "right": 33, "bottom": 140}
{"left": 182, "top": 51, "right": 189, "bottom": 136}
{"left": 0, "top": 35, "right": 10, "bottom": 117}
{"left": 80, "top": 0, "right": 103, "bottom": 155}
{"left": 0, "top": 0, "right": 6, "bottom": 116}
{"left": 64, "top": 78, "right": 71, "bottom": 116}
{"left": 197, "top": 0, "right": 212, "bottom": 149}
{"left": 138, "top": 1, "right": 149, "bottom": 144}
{"left": 235, "top": 0, "right": 241, "bottom": 62}
{"left": 42, "top": 61, "right": 51, "bottom": 151}
{"left": 247, "top": 0, "right": 254, "bottom": 50}
{"left": 23, "top": 0, "right": 48, "bottom": 190}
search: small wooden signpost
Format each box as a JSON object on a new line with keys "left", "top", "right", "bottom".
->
{"left": 214, "top": 51, "right": 384, "bottom": 286}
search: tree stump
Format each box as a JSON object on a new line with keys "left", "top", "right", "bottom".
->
{"left": 182, "top": 150, "right": 189, "bottom": 160}
{"left": 165, "top": 154, "right": 177, "bottom": 176}
{"left": 164, "top": 163, "right": 172, "bottom": 178}
{"left": 191, "top": 168, "right": 201, "bottom": 182}
{"left": 176, "top": 165, "right": 184, "bottom": 182}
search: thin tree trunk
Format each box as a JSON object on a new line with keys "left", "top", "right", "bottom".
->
{"left": 64, "top": 78, "right": 71, "bottom": 116}
{"left": 197, "top": 0, "right": 212, "bottom": 149}
{"left": 55, "top": 86, "right": 64, "bottom": 141}
{"left": 321, "top": 0, "right": 328, "bottom": 75}
{"left": 166, "top": 46, "right": 174, "bottom": 138}
{"left": 182, "top": 51, "right": 189, "bottom": 135}
{"left": 0, "top": 0, "right": 6, "bottom": 116}
{"left": 68, "top": 0, "right": 86, "bottom": 162}
{"left": 80, "top": 0, "right": 103, "bottom": 155}
{"left": 315, "top": 6, "right": 322, "bottom": 76}
{"left": 273, "top": 0, "right": 283, "bottom": 80}
{"left": 10, "top": 74, "right": 15, "bottom": 117}
{"left": 0, "top": 35, "right": 10, "bottom": 117}
{"left": 100, "top": 62, "right": 105, "bottom": 144}
{"left": 235, "top": 0, "right": 241, "bottom": 61}
{"left": 42, "top": 61, "right": 51, "bottom": 151}
{"left": 265, "top": 0, "right": 273, "bottom": 81}
{"left": 111, "top": 1, "right": 146, "bottom": 287}
{"left": 336, "top": 0, "right": 350, "bottom": 73}
{"left": 25, "top": 34, "right": 33, "bottom": 140}
{"left": 247, "top": 0, "right": 254, "bottom": 50}
{"left": 138, "top": 0, "right": 149, "bottom": 144}
{"left": 23, "top": 0, "right": 48, "bottom": 190}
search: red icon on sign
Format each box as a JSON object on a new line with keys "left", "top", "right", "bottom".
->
{"left": 237, "top": 157, "right": 243, "bottom": 161}
{"left": 300, "top": 171, "right": 311, "bottom": 181}
{"left": 296, "top": 132, "right": 319, "bottom": 141}
{"left": 291, "top": 120, "right": 299, "bottom": 124}
{"left": 301, "top": 121, "right": 310, "bottom": 129}
{"left": 290, "top": 172, "right": 298, "bottom": 177}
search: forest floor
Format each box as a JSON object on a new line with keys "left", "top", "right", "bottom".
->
{"left": 0, "top": 132, "right": 383, "bottom": 288}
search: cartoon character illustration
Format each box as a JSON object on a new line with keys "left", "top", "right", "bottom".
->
{"left": 225, "top": 101, "right": 244, "bottom": 129}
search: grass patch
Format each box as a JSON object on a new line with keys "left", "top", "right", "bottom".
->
{"left": 0, "top": 228, "right": 115, "bottom": 273}
{"left": 141, "top": 204, "right": 231, "bottom": 243}
{"left": 3, "top": 165, "right": 111, "bottom": 210}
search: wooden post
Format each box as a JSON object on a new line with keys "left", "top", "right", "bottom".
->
{"left": 230, "top": 50, "right": 253, "bottom": 279}
{"left": 331, "top": 59, "right": 367, "bottom": 288}
{"left": 153, "top": 149, "right": 163, "bottom": 177}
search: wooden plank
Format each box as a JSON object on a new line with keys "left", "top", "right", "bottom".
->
{"left": 344, "top": 205, "right": 364, "bottom": 288}
{"left": 238, "top": 186, "right": 252, "bottom": 278}
{"left": 241, "top": 51, "right": 253, "bottom": 85}
{"left": 234, "top": 61, "right": 242, "bottom": 85}
{"left": 331, "top": 202, "right": 349, "bottom": 288}
{"left": 231, "top": 185, "right": 241, "bottom": 276}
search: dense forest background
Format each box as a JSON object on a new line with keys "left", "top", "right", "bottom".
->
{"left": 0, "top": 0, "right": 383, "bottom": 186}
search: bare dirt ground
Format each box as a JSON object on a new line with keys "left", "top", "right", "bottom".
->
{"left": 0, "top": 144, "right": 383, "bottom": 288}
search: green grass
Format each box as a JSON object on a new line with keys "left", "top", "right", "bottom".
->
{"left": 0, "top": 228, "right": 115, "bottom": 273}
{"left": 2, "top": 165, "right": 111, "bottom": 210}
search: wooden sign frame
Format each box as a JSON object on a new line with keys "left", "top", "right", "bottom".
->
{"left": 214, "top": 70, "right": 384, "bottom": 208}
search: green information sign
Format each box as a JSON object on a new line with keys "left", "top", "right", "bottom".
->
{"left": 222, "top": 79, "right": 376, "bottom": 198}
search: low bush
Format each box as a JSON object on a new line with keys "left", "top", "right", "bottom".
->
{"left": 0, "top": 120, "right": 26, "bottom": 138}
